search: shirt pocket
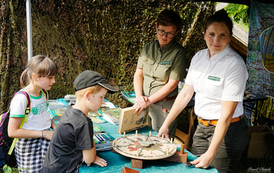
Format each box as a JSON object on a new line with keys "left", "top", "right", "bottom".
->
{"left": 203, "top": 75, "right": 224, "bottom": 98}
{"left": 143, "top": 58, "right": 155, "bottom": 76}
{"left": 191, "top": 71, "right": 203, "bottom": 92}
{"left": 154, "top": 62, "right": 172, "bottom": 82}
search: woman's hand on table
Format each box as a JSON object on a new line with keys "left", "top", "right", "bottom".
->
{"left": 158, "top": 125, "right": 170, "bottom": 140}
{"left": 92, "top": 156, "right": 107, "bottom": 167}
{"left": 190, "top": 151, "right": 214, "bottom": 169}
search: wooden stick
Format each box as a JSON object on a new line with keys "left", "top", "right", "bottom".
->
{"left": 137, "top": 149, "right": 139, "bottom": 156}
{"left": 180, "top": 144, "right": 185, "bottom": 154}
{"left": 136, "top": 130, "right": 138, "bottom": 136}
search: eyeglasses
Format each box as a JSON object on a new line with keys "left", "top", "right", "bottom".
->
{"left": 157, "top": 29, "right": 176, "bottom": 38}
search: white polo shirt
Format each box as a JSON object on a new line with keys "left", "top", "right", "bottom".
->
{"left": 185, "top": 44, "right": 248, "bottom": 120}
{"left": 10, "top": 91, "right": 51, "bottom": 131}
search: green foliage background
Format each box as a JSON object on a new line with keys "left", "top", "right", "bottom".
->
{"left": 224, "top": 3, "right": 249, "bottom": 31}
{"left": 0, "top": 0, "right": 216, "bottom": 113}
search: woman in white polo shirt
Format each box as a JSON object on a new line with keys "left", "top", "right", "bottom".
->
{"left": 158, "top": 9, "right": 248, "bottom": 173}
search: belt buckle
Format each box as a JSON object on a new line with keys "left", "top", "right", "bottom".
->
{"left": 198, "top": 117, "right": 210, "bottom": 126}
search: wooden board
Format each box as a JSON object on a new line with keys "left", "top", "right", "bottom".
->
{"left": 121, "top": 166, "right": 140, "bottom": 173}
{"left": 118, "top": 107, "right": 149, "bottom": 134}
{"left": 112, "top": 134, "right": 176, "bottom": 160}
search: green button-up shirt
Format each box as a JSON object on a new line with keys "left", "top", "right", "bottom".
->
{"left": 137, "top": 40, "right": 187, "bottom": 97}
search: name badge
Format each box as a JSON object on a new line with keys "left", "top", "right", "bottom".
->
{"left": 208, "top": 76, "right": 221, "bottom": 82}
{"left": 160, "top": 61, "right": 170, "bottom": 65}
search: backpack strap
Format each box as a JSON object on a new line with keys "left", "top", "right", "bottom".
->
{"left": 15, "top": 91, "right": 32, "bottom": 124}
{"left": 8, "top": 91, "right": 31, "bottom": 155}
{"left": 41, "top": 89, "right": 49, "bottom": 108}
{"left": 41, "top": 89, "right": 48, "bottom": 100}
{"left": 0, "top": 112, "right": 9, "bottom": 146}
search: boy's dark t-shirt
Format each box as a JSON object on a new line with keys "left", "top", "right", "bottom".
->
{"left": 41, "top": 106, "right": 94, "bottom": 173}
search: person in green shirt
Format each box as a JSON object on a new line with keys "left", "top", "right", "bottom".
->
{"left": 133, "top": 9, "right": 187, "bottom": 138}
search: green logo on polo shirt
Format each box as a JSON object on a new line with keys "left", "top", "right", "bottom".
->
{"left": 31, "top": 101, "right": 47, "bottom": 115}
{"left": 208, "top": 76, "right": 220, "bottom": 81}
{"left": 32, "top": 107, "right": 38, "bottom": 115}
{"left": 160, "top": 61, "right": 170, "bottom": 65}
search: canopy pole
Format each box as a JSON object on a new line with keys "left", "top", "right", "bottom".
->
{"left": 26, "top": 0, "right": 33, "bottom": 61}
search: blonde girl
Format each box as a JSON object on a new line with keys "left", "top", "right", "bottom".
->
{"left": 8, "top": 55, "right": 58, "bottom": 172}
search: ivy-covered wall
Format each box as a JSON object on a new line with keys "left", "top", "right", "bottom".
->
{"left": 0, "top": 0, "right": 215, "bottom": 113}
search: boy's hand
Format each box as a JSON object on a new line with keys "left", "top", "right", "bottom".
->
{"left": 92, "top": 156, "right": 107, "bottom": 167}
